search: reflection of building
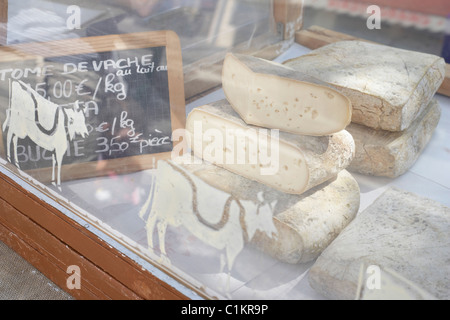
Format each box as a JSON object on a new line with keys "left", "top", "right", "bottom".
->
{"left": 5, "top": 0, "right": 275, "bottom": 62}
{"left": 303, "top": 0, "right": 449, "bottom": 61}
{"left": 3, "top": 0, "right": 281, "bottom": 100}
{"left": 306, "top": 0, "right": 449, "bottom": 32}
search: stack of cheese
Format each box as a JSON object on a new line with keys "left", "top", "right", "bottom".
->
{"left": 284, "top": 41, "right": 446, "bottom": 178}
{"left": 167, "top": 53, "right": 361, "bottom": 264}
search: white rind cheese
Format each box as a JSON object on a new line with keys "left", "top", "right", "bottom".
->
{"left": 283, "top": 41, "right": 445, "bottom": 131}
{"left": 347, "top": 99, "right": 441, "bottom": 178}
{"left": 185, "top": 100, "right": 355, "bottom": 195}
{"left": 308, "top": 187, "right": 450, "bottom": 300}
{"left": 222, "top": 53, "right": 352, "bottom": 136}
{"left": 171, "top": 155, "right": 360, "bottom": 264}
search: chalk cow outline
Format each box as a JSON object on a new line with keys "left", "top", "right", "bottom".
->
{"left": 139, "top": 160, "right": 278, "bottom": 272}
{"left": 2, "top": 80, "right": 88, "bottom": 186}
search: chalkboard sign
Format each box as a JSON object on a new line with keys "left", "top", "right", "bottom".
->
{"left": 0, "top": 31, "right": 186, "bottom": 185}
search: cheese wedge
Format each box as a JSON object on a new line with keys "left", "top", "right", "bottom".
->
{"left": 159, "top": 155, "right": 360, "bottom": 264}
{"left": 347, "top": 99, "right": 441, "bottom": 178}
{"left": 284, "top": 41, "right": 445, "bottom": 131}
{"left": 309, "top": 187, "right": 450, "bottom": 300}
{"left": 222, "top": 53, "right": 352, "bottom": 136}
{"left": 185, "top": 100, "right": 355, "bottom": 195}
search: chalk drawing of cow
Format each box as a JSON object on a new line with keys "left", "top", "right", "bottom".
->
{"left": 139, "top": 160, "right": 278, "bottom": 273}
{"left": 2, "top": 80, "right": 88, "bottom": 187}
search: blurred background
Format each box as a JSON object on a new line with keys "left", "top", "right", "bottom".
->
{"left": 302, "top": 0, "right": 450, "bottom": 60}
{"left": 4, "top": 0, "right": 450, "bottom": 58}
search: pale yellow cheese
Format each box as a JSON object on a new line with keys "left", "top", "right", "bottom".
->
{"left": 222, "top": 53, "right": 352, "bottom": 136}
{"left": 185, "top": 100, "right": 355, "bottom": 195}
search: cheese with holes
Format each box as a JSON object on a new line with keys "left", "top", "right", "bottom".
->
{"left": 222, "top": 53, "right": 352, "bottom": 136}
{"left": 283, "top": 41, "right": 445, "bottom": 131}
{"left": 347, "top": 99, "right": 441, "bottom": 178}
{"left": 308, "top": 187, "right": 450, "bottom": 300}
{"left": 185, "top": 100, "right": 355, "bottom": 195}
{"left": 170, "top": 154, "right": 360, "bottom": 264}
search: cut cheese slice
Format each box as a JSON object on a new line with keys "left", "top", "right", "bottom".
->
{"left": 283, "top": 41, "right": 445, "bottom": 131}
{"left": 309, "top": 187, "right": 450, "bottom": 300}
{"left": 168, "top": 154, "right": 360, "bottom": 264}
{"left": 222, "top": 53, "right": 352, "bottom": 136}
{"left": 347, "top": 99, "right": 441, "bottom": 178}
{"left": 185, "top": 100, "right": 355, "bottom": 195}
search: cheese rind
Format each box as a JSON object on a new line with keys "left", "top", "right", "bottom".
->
{"left": 222, "top": 53, "right": 352, "bottom": 136}
{"left": 172, "top": 155, "right": 360, "bottom": 264}
{"left": 357, "top": 266, "right": 438, "bottom": 300}
{"left": 308, "top": 187, "right": 450, "bottom": 300}
{"left": 347, "top": 99, "right": 441, "bottom": 178}
{"left": 186, "top": 100, "right": 355, "bottom": 195}
{"left": 283, "top": 41, "right": 445, "bottom": 131}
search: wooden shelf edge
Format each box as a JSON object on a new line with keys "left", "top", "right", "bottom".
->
{"left": 0, "top": 170, "right": 190, "bottom": 300}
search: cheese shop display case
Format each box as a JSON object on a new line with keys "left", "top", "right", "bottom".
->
{"left": 0, "top": 0, "right": 449, "bottom": 301}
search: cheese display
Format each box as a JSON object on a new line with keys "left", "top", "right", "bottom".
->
{"left": 222, "top": 53, "right": 352, "bottom": 136}
{"left": 185, "top": 100, "right": 355, "bottom": 195}
{"left": 1, "top": 0, "right": 449, "bottom": 302}
{"left": 283, "top": 41, "right": 445, "bottom": 132}
{"left": 164, "top": 38, "right": 445, "bottom": 298}
{"left": 347, "top": 99, "right": 441, "bottom": 178}
{"left": 308, "top": 187, "right": 450, "bottom": 300}
{"left": 152, "top": 155, "right": 360, "bottom": 264}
